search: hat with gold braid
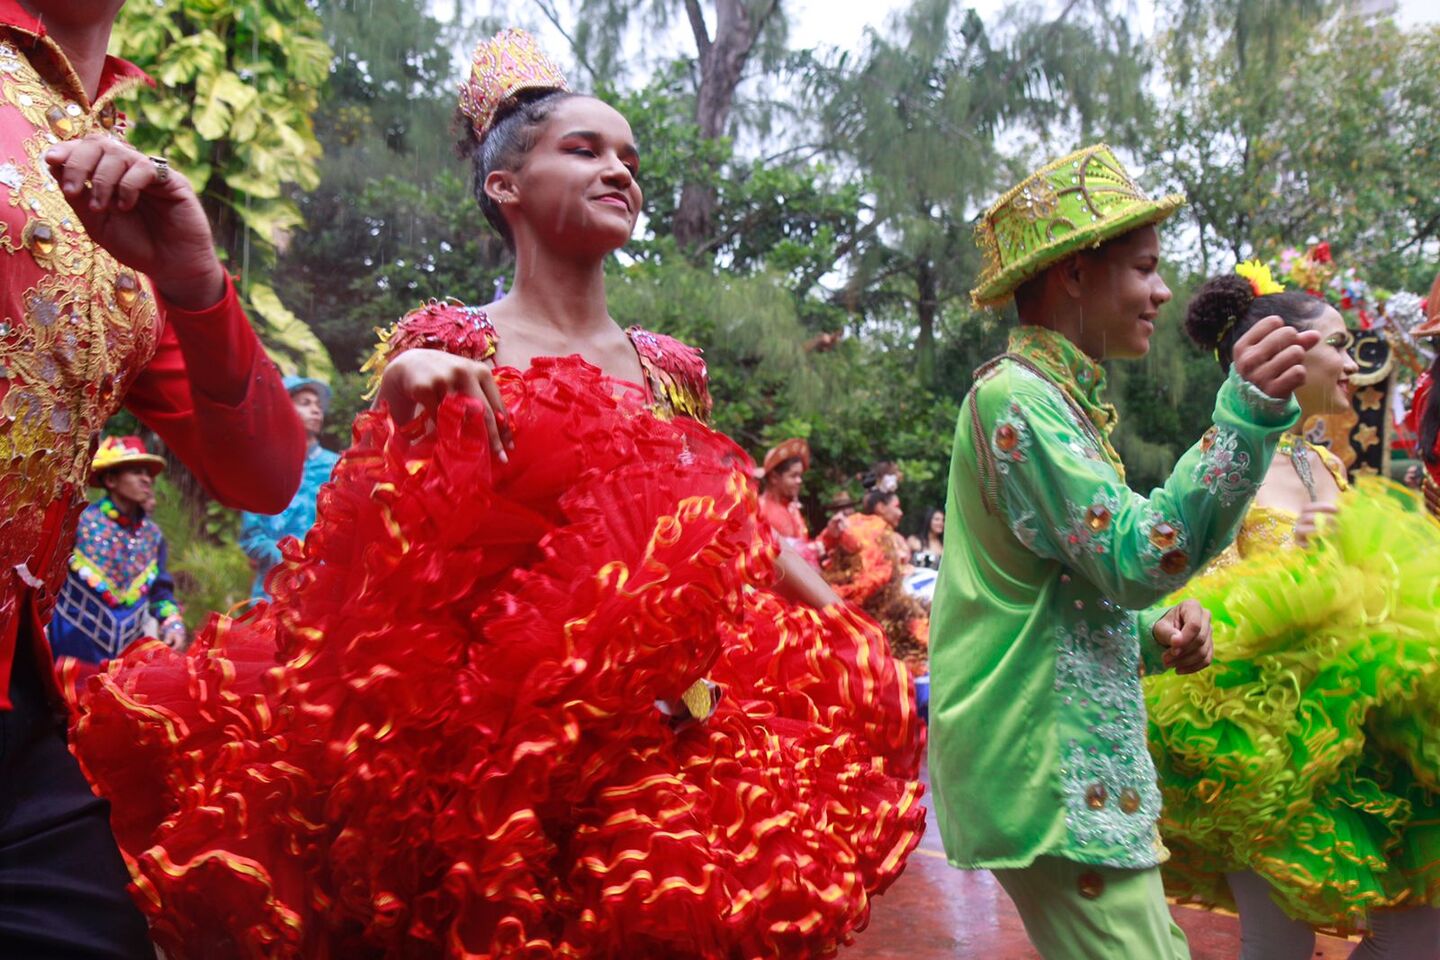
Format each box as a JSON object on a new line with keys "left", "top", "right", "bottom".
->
{"left": 971, "top": 144, "right": 1185, "bottom": 308}
{"left": 458, "top": 29, "right": 569, "bottom": 144}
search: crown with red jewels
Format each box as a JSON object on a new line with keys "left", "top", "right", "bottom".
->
{"left": 458, "top": 29, "right": 569, "bottom": 144}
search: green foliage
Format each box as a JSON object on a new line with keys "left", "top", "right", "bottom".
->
{"left": 274, "top": 1, "right": 503, "bottom": 367}
{"left": 283, "top": 170, "right": 505, "bottom": 368}
{"left": 112, "top": 0, "right": 329, "bottom": 259}
{"left": 807, "top": 0, "right": 1152, "bottom": 386}
{"left": 148, "top": 476, "right": 254, "bottom": 630}
{"left": 1152, "top": 4, "right": 1440, "bottom": 287}
{"left": 606, "top": 250, "right": 822, "bottom": 430}
{"left": 246, "top": 282, "right": 336, "bottom": 379}
{"left": 112, "top": 0, "right": 336, "bottom": 379}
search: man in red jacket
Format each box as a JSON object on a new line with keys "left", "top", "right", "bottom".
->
{"left": 0, "top": 2, "right": 306, "bottom": 955}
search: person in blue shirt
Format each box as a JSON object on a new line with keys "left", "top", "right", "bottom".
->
{"left": 239, "top": 377, "right": 340, "bottom": 599}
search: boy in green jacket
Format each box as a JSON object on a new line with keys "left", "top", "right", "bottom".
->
{"left": 928, "top": 144, "right": 1321, "bottom": 959}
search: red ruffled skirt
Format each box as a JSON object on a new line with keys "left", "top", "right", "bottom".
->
{"left": 69, "top": 358, "right": 925, "bottom": 959}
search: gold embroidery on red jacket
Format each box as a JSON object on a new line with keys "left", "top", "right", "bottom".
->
{"left": 0, "top": 38, "right": 159, "bottom": 600}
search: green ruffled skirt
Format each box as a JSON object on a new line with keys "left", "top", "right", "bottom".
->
{"left": 1145, "top": 480, "right": 1440, "bottom": 931}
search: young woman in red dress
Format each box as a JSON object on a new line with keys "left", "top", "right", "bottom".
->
{"left": 66, "top": 30, "right": 924, "bottom": 960}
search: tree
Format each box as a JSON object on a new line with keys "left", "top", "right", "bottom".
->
{"left": 1149, "top": 1, "right": 1440, "bottom": 288}
{"left": 273, "top": 0, "right": 503, "bottom": 415}
{"left": 112, "top": 0, "right": 334, "bottom": 378}
{"left": 548, "top": 0, "right": 790, "bottom": 251}
{"left": 809, "top": 0, "right": 1151, "bottom": 386}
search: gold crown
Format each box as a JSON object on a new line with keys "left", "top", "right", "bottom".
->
{"left": 458, "top": 29, "right": 569, "bottom": 143}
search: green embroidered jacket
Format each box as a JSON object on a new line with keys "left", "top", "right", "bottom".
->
{"left": 928, "top": 326, "right": 1298, "bottom": 870}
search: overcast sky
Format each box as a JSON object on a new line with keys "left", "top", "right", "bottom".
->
{"left": 450, "top": 0, "right": 1439, "bottom": 91}
{"left": 784, "top": 0, "right": 1437, "bottom": 54}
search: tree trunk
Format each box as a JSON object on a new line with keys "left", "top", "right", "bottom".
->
{"left": 674, "top": 0, "right": 780, "bottom": 250}
{"left": 915, "top": 256, "right": 937, "bottom": 387}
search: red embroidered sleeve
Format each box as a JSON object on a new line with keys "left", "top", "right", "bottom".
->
{"left": 124, "top": 275, "right": 306, "bottom": 514}
{"left": 626, "top": 327, "right": 712, "bottom": 423}
{"left": 363, "top": 299, "right": 499, "bottom": 395}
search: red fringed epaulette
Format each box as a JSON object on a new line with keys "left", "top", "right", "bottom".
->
{"left": 362, "top": 299, "right": 498, "bottom": 396}
{"left": 627, "top": 326, "right": 712, "bottom": 423}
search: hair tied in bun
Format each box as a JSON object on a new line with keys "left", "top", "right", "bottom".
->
{"left": 1212, "top": 314, "right": 1240, "bottom": 361}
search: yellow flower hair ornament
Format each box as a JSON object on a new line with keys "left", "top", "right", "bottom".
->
{"left": 1236, "top": 259, "right": 1285, "bottom": 297}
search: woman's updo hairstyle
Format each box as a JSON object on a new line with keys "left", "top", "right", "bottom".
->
{"left": 455, "top": 88, "right": 578, "bottom": 251}
{"left": 862, "top": 489, "right": 899, "bottom": 515}
{"left": 1185, "top": 273, "right": 1328, "bottom": 369}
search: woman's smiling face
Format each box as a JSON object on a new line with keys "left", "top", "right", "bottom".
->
{"left": 496, "top": 97, "right": 643, "bottom": 259}
{"left": 1293, "top": 304, "right": 1359, "bottom": 418}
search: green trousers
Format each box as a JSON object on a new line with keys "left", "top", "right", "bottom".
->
{"left": 993, "top": 856, "right": 1191, "bottom": 960}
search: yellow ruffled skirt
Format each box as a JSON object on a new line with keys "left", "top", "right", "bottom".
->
{"left": 1145, "top": 480, "right": 1440, "bottom": 932}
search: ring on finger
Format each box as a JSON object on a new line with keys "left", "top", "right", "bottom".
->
{"left": 149, "top": 156, "right": 170, "bottom": 183}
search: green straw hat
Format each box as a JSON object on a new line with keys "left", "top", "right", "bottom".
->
{"left": 970, "top": 144, "right": 1186, "bottom": 309}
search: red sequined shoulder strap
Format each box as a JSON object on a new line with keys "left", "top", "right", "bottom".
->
{"left": 363, "top": 299, "right": 498, "bottom": 395}
{"left": 626, "top": 326, "right": 712, "bottom": 422}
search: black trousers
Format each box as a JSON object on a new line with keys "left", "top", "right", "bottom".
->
{"left": 0, "top": 631, "right": 153, "bottom": 958}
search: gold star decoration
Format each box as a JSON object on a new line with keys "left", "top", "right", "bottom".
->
{"left": 1355, "top": 423, "right": 1380, "bottom": 451}
{"left": 1356, "top": 386, "right": 1385, "bottom": 412}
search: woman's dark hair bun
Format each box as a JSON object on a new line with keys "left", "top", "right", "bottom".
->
{"left": 1184, "top": 274, "right": 1255, "bottom": 353}
{"left": 1184, "top": 272, "right": 1330, "bottom": 368}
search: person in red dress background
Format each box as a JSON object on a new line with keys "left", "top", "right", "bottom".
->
{"left": 757, "top": 437, "right": 824, "bottom": 567}
{"left": 65, "top": 28, "right": 924, "bottom": 959}
{"left": 0, "top": 2, "right": 305, "bottom": 955}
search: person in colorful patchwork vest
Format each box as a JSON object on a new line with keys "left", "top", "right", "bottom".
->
{"left": 49, "top": 436, "right": 185, "bottom": 662}
{"left": 239, "top": 376, "right": 340, "bottom": 600}
{"left": 927, "top": 144, "right": 1322, "bottom": 960}
{"left": 0, "top": 2, "right": 305, "bottom": 956}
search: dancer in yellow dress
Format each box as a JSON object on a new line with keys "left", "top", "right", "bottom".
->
{"left": 1147, "top": 264, "right": 1440, "bottom": 959}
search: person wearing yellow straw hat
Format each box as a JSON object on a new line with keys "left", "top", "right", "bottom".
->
{"left": 49, "top": 436, "right": 185, "bottom": 663}
{"left": 927, "top": 144, "right": 1322, "bottom": 959}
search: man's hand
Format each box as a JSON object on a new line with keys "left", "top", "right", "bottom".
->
{"left": 1152, "top": 599, "right": 1213, "bottom": 675}
{"left": 45, "top": 136, "right": 225, "bottom": 311}
{"left": 1231, "top": 315, "right": 1323, "bottom": 400}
